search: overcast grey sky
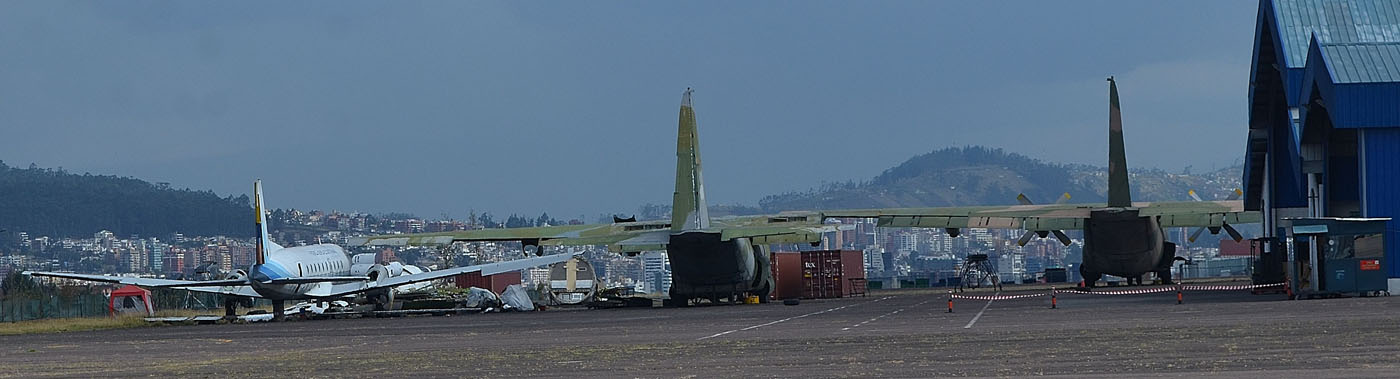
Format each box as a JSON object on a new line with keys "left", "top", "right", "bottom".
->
{"left": 0, "top": 1, "right": 1258, "bottom": 219}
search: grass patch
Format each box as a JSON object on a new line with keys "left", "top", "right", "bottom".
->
{"left": 0, "top": 306, "right": 275, "bottom": 336}
{"left": 0, "top": 315, "right": 150, "bottom": 335}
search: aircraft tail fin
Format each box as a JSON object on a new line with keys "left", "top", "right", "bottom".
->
{"left": 253, "top": 180, "right": 282, "bottom": 265}
{"left": 1106, "top": 77, "right": 1132, "bottom": 208}
{"left": 671, "top": 88, "right": 711, "bottom": 232}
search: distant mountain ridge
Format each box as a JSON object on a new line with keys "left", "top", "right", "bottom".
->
{"left": 0, "top": 162, "right": 251, "bottom": 240}
{"left": 746, "top": 146, "right": 1242, "bottom": 214}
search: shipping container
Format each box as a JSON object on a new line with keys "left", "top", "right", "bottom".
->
{"left": 1218, "top": 239, "right": 1253, "bottom": 256}
{"left": 455, "top": 270, "right": 522, "bottom": 294}
{"left": 770, "top": 252, "right": 803, "bottom": 300}
{"left": 799, "top": 250, "right": 866, "bottom": 299}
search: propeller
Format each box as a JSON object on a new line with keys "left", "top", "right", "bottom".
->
{"left": 1016, "top": 193, "right": 1073, "bottom": 246}
{"left": 1186, "top": 189, "right": 1244, "bottom": 243}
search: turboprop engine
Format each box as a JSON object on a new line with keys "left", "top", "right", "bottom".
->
{"left": 362, "top": 263, "right": 399, "bottom": 311}
{"left": 224, "top": 269, "right": 249, "bottom": 282}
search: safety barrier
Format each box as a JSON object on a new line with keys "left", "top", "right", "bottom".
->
{"left": 945, "top": 283, "right": 1286, "bottom": 313}
{"left": 1182, "top": 283, "right": 1285, "bottom": 291}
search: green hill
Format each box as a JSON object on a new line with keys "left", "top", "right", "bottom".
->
{"left": 753, "top": 146, "right": 1242, "bottom": 213}
{"left": 0, "top": 162, "right": 251, "bottom": 240}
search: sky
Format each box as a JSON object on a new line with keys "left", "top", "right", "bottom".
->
{"left": 0, "top": 1, "right": 1260, "bottom": 220}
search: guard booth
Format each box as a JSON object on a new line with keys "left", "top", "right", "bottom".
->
{"left": 1287, "top": 218, "right": 1390, "bottom": 298}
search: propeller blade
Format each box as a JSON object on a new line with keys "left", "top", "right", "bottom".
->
{"left": 1188, "top": 227, "right": 1207, "bottom": 243}
{"left": 1016, "top": 194, "right": 1033, "bottom": 205}
{"left": 1222, "top": 223, "right": 1244, "bottom": 242}
{"left": 1188, "top": 189, "right": 1204, "bottom": 202}
{"left": 1228, "top": 188, "right": 1243, "bottom": 201}
{"left": 1055, "top": 192, "right": 1072, "bottom": 204}
{"left": 1052, "top": 230, "right": 1072, "bottom": 246}
{"left": 1017, "top": 230, "right": 1035, "bottom": 246}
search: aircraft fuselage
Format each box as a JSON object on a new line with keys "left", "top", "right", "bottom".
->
{"left": 246, "top": 244, "right": 352, "bottom": 301}
{"left": 665, "top": 232, "right": 770, "bottom": 303}
{"left": 1079, "top": 208, "right": 1175, "bottom": 285}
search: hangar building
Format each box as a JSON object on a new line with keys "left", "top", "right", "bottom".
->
{"left": 1244, "top": 0, "right": 1400, "bottom": 285}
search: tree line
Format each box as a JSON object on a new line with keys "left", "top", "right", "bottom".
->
{"left": 0, "top": 161, "right": 251, "bottom": 241}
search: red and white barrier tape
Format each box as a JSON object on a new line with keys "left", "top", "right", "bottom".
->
{"left": 947, "top": 283, "right": 1288, "bottom": 301}
{"left": 1058, "top": 286, "right": 1178, "bottom": 295}
{"left": 949, "top": 293, "right": 1046, "bottom": 301}
{"left": 1182, "top": 283, "right": 1285, "bottom": 291}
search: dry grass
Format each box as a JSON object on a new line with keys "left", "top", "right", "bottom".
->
{"left": 0, "top": 315, "right": 150, "bottom": 335}
{"left": 0, "top": 306, "right": 276, "bottom": 336}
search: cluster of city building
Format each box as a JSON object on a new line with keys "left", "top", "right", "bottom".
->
{"left": 0, "top": 210, "right": 1252, "bottom": 291}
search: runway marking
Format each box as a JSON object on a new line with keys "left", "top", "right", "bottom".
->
{"left": 841, "top": 299, "right": 931, "bottom": 331}
{"left": 963, "top": 294, "right": 996, "bottom": 329}
{"left": 698, "top": 296, "right": 892, "bottom": 340}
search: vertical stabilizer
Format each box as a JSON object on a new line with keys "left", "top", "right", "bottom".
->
{"left": 1106, "top": 77, "right": 1132, "bottom": 208}
{"left": 671, "top": 88, "right": 710, "bottom": 232}
{"left": 253, "top": 180, "right": 282, "bottom": 265}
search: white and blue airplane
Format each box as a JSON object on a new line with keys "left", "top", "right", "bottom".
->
{"left": 25, "top": 180, "right": 575, "bottom": 320}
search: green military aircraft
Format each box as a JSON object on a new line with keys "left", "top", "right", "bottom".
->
{"left": 350, "top": 89, "right": 839, "bottom": 305}
{"left": 352, "top": 79, "right": 1257, "bottom": 303}
{"left": 819, "top": 77, "right": 1258, "bottom": 286}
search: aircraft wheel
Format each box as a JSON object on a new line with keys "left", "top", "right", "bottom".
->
{"left": 372, "top": 293, "right": 391, "bottom": 312}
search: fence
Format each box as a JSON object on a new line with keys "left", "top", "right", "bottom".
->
{"left": 0, "top": 287, "right": 244, "bottom": 323}
{"left": 0, "top": 294, "right": 110, "bottom": 322}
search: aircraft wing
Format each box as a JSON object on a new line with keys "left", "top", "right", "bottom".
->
{"left": 821, "top": 200, "right": 1258, "bottom": 230}
{"left": 322, "top": 252, "right": 577, "bottom": 297}
{"left": 24, "top": 271, "right": 261, "bottom": 297}
{"left": 347, "top": 222, "right": 664, "bottom": 247}
{"left": 168, "top": 285, "right": 262, "bottom": 297}
{"left": 349, "top": 212, "right": 830, "bottom": 254}
{"left": 23, "top": 271, "right": 247, "bottom": 288}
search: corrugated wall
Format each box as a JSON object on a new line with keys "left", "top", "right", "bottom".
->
{"left": 1332, "top": 84, "right": 1400, "bottom": 128}
{"left": 1362, "top": 128, "right": 1400, "bottom": 277}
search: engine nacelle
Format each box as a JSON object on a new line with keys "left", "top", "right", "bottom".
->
{"left": 366, "top": 264, "right": 390, "bottom": 284}
{"left": 224, "top": 269, "right": 248, "bottom": 282}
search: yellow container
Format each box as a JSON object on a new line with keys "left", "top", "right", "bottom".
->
{"left": 744, "top": 295, "right": 761, "bottom": 304}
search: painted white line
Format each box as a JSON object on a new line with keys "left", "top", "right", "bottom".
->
{"left": 698, "top": 296, "right": 892, "bottom": 340}
{"left": 842, "top": 308, "right": 902, "bottom": 331}
{"left": 963, "top": 295, "right": 996, "bottom": 329}
{"left": 841, "top": 299, "right": 930, "bottom": 331}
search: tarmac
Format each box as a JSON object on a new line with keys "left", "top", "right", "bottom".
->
{"left": 3, "top": 285, "right": 1400, "bottom": 378}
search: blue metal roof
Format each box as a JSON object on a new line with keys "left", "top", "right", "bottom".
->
{"left": 1320, "top": 42, "right": 1400, "bottom": 83}
{"left": 1301, "top": 38, "right": 1400, "bottom": 129}
{"left": 1274, "top": 0, "right": 1400, "bottom": 68}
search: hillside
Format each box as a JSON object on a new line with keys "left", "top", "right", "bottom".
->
{"left": 753, "top": 146, "right": 1243, "bottom": 213}
{"left": 0, "top": 162, "right": 251, "bottom": 239}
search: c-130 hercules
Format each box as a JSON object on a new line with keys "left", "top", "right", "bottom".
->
{"left": 354, "top": 79, "right": 1257, "bottom": 303}
{"left": 820, "top": 77, "right": 1258, "bottom": 286}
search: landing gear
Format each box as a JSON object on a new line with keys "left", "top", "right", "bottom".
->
{"left": 1081, "top": 269, "right": 1102, "bottom": 289}
{"left": 667, "top": 295, "right": 690, "bottom": 307}
{"left": 753, "top": 276, "right": 773, "bottom": 304}
{"left": 224, "top": 298, "right": 239, "bottom": 318}
{"left": 272, "top": 300, "right": 286, "bottom": 322}
{"left": 372, "top": 292, "right": 391, "bottom": 312}
{"left": 1157, "top": 269, "right": 1175, "bottom": 285}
